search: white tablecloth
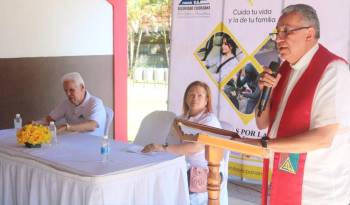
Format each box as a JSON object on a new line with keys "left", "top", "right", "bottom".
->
{"left": 0, "top": 129, "right": 190, "bottom": 205}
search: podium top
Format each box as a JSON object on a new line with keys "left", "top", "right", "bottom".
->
{"left": 175, "top": 118, "right": 270, "bottom": 158}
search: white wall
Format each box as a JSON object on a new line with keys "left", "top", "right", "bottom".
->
{"left": 284, "top": 0, "right": 350, "bottom": 60}
{"left": 0, "top": 0, "right": 113, "bottom": 58}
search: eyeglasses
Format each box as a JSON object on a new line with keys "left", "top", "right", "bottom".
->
{"left": 269, "top": 26, "right": 311, "bottom": 41}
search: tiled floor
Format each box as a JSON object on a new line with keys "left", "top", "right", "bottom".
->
{"left": 228, "top": 180, "right": 261, "bottom": 205}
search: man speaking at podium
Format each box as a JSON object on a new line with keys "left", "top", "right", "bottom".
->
{"left": 252, "top": 4, "right": 350, "bottom": 205}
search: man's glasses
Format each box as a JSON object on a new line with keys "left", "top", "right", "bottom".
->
{"left": 269, "top": 26, "right": 311, "bottom": 41}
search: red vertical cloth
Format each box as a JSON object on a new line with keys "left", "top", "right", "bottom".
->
{"left": 268, "top": 45, "right": 342, "bottom": 205}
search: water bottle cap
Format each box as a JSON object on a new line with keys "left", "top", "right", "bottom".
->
{"left": 16, "top": 114, "right": 20, "bottom": 118}
{"left": 49, "top": 121, "right": 55, "bottom": 125}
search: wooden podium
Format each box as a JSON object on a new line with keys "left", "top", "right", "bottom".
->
{"left": 174, "top": 118, "right": 270, "bottom": 205}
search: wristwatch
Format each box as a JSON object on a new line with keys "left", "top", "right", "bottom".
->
{"left": 162, "top": 143, "right": 168, "bottom": 151}
{"left": 261, "top": 136, "right": 269, "bottom": 148}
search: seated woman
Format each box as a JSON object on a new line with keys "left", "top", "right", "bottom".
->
{"left": 142, "top": 81, "right": 228, "bottom": 205}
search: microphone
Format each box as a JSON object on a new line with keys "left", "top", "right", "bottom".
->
{"left": 257, "top": 61, "right": 280, "bottom": 117}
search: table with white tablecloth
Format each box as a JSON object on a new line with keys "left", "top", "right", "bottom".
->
{"left": 0, "top": 129, "right": 190, "bottom": 205}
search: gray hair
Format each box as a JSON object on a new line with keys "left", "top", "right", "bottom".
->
{"left": 61, "top": 72, "right": 85, "bottom": 87}
{"left": 282, "top": 4, "right": 320, "bottom": 39}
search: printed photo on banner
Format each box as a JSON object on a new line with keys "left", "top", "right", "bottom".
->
{"left": 196, "top": 32, "right": 244, "bottom": 83}
{"left": 223, "top": 62, "right": 260, "bottom": 114}
{"left": 254, "top": 38, "right": 280, "bottom": 69}
{"left": 223, "top": 37, "right": 279, "bottom": 116}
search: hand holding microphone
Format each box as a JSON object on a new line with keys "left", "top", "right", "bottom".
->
{"left": 257, "top": 61, "right": 281, "bottom": 117}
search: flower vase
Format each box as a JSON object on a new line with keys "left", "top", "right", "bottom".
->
{"left": 25, "top": 142, "right": 42, "bottom": 148}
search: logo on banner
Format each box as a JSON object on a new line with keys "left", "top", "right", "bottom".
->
{"left": 278, "top": 153, "right": 300, "bottom": 174}
{"left": 179, "top": 0, "right": 209, "bottom": 5}
{"left": 248, "top": 0, "right": 254, "bottom": 6}
{"left": 178, "top": 0, "right": 210, "bottom": 17}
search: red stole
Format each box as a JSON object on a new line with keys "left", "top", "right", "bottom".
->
{"left": 268, "top": 45, "right": 343, "bottom": 205}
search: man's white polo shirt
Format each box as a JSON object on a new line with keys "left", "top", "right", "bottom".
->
{"left": 50, "top": 91, "right": 106, "bottom": 136}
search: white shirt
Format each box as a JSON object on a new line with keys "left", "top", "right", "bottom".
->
{"left": 270, "top": 44, "right": 350, "bottom": 204}
{"left": 181, "top": 111, "right": 229, "bottom": 205}
{"left": 50, "top": 91, "right": 106, "bottom": 136}
{"left": 181, "top": 111, "right": 221, "bottom": 168}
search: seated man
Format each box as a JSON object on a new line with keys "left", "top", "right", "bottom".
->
{"left": 43, "top": 72, "right": 106, "bottom": 136}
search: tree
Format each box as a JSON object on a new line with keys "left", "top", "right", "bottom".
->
{"left": 127, "top": 0, "right": 171, "bottom": 75}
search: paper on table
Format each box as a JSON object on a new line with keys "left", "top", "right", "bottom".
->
{"left": 126, "top": 144, "right": 157, "bottom": 156}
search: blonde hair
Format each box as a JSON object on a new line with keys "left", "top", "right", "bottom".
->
{"left": 182, "top": 81, "right": 213, "bottom": 115}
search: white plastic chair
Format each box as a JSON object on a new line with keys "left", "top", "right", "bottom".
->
{"left": 143, "top": 68, "right": 154, "bottom": 83}
{"left": 154, "top": 68, "right": 165, "bottom": 83}
{"left": 164, "top": 69, "right": 169, "bottom": 83}
{"left": 219, "top": 120, "right": 233, "bottom": 205}
{"left": 133, "top": 67, "right": 144, "bottom": 83}
{"left": 133, "top": 111, "right": 178, "bottom": 146}
{"left": 104, "top": 106, "right": 114, "bottom": 136}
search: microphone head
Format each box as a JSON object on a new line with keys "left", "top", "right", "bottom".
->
{"left": 269, "top": 61, "right": 280, "bottom": 73}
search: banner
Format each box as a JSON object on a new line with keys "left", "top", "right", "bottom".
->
{"left": 169, "top": 0, "right": 349, "bottom": 183}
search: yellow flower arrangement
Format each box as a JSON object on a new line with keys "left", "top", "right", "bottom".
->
{"left": 17, "top": 124, "right": 52, "bottom": 146}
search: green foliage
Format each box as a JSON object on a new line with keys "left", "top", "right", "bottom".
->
{"left": 128, "top": 0, "right": 172, "bottom": 35}
{"left": 127, "top": 0, "right": 172, "bottom": 70}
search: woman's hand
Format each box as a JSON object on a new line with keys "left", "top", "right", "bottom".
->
{"left": 141, "top": 143, "right": 164, "bottom": 153}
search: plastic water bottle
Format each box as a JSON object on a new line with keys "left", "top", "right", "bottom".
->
{"left": 14, "top": 113, "right": 22, "bottom": 130}
{"left": 49, "top": 121, "right": 58, "bottom": 144}
{"left": 100, "top": 135, "right": 110, "bottom": 163}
